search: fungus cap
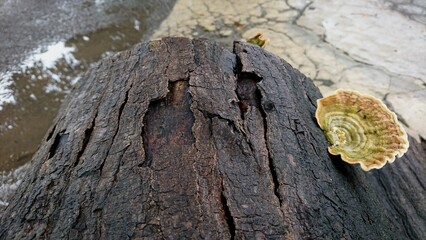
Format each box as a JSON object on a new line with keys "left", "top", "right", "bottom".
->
{"left": 316, "top": 89, "right": 409, "bottom": 171}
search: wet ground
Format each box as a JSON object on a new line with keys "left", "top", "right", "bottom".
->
{"left": 1, "top": 0, "right": 425, "bottom": 212}
{"left": 0, "top": 0, "right": 176, "bottom": 211}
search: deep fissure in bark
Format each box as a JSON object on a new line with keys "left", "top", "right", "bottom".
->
{"left": 48, "top": 130, "right": 69, "bottom": 159}
{"left": 75, "top": 115, "right": 96, "bottom": 167}
{"left": 234, "top": 53, "right": 283, "bottom": 206}
{"left": 221, "top": 184, "right": 236, "bottom": 239}
{"left": 141, "top": 80, "right": 195, "bottom": 167}
{"left": 98, "top": 85, "right": 131, "bottom": 174}
{"left": 46, "top": 124, "right": 56, "bottom": 142}
{"left": 258, "top": 88, "right": 283, "bottom": 207}
{"left": 265, "top": 146, "right": 282, "bottom": 206}
{"left": 236, "top": 74, "right": 262, "bottom": 119}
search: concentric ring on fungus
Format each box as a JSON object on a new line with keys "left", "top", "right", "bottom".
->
{"left": 315, "top": 89, "right": 409, "bottom": 171}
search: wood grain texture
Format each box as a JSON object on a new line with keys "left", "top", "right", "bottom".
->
{"left": 1, "top": 37, "right": 424, "bottom": 239}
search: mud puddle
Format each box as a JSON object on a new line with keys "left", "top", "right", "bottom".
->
{"left": 0, "top": 2, "right": 150, "bottom": 210}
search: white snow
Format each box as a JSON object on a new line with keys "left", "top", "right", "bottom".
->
{"left": 0, "top": 40, "right": 80, "bottom": 110}
{"left": 21, "top": 41, "right": 78, "bottom": 70}
{"left": 0, "top": 72, "right": 16, "bottom": 111}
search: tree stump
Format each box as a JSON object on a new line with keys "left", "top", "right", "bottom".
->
{"left": 1, "top": 37, "right": 424, "bottom": 239}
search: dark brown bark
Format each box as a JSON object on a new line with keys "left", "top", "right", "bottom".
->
{"left": 0, "top": 37, "right": 424, "bottom": 239}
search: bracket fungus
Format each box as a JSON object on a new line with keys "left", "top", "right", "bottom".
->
{"left": 315, "top": 89, "right": 409, "bottom": 171}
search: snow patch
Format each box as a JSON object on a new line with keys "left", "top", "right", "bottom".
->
{"left": 134, "top": 19, "right": 141, "bottom": 31}
{"left": 0, "top": 72, "right": 16, "bottom": 111}
{"left": 0, "top": 40, "right": 81, "bottom": 110}
{"left": 21, "top": 41, "right": 78, "bottom": 70}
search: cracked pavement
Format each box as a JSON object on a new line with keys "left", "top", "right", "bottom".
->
{"left": 151, "top": 0, "right": 426, "bottom": 141}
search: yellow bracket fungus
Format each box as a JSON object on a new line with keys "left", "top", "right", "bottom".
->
{"left": 315, "top": 89, "right": 409, "bottom": 171}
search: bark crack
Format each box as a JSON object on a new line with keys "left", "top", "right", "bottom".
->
{"left": 75, "top": 112, "right": 97, "bottom": 167}
{"left": 46, "top": 124, "right": 57, "bottom": 142}
{"left": 260, "top": 104, "right": 283, "bottom": 207}
{"left": 221, "top": 182, "right": 236, "bottom": 239}
{"left": 99, "top": 83, "right": 131, "bottom": 175}
{"left": 48, "top": 130, "right": 69, "bottom": 159}
{"left": 234, "top": 49, "right": 283, "bottom": 207}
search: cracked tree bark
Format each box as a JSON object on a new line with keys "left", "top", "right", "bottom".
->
{"left": 1, "top": 37, "right": 425, "bottom": 239}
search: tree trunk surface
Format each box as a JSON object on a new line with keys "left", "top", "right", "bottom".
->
{"left": 0, "top": 37, "right": 424, "bottom": 239}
